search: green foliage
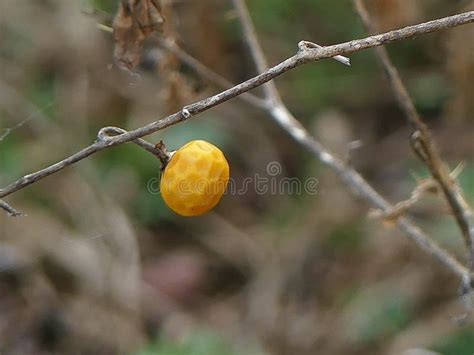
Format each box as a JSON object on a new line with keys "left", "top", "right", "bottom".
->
{"left": 432, "top": 327, "right": 474, "bottom": 355}
{"left": 458, "top": 164, "right": 474, "bottom": 201}
{"left": 248, "top": 0, "right": 297, "bottom": 37}
{"left": 0, "top": 135, "right": 22, "bottom": 181}
{"left": 409, "top": 72, "right": 450, "bottom": 115}
{"left": 135, "top": 329, "right": 260, "bottom": 355}
{"left": 26, "top": 73, "right": 57, "bottom": 121}
{"left": 325, "top": 222, "right": 365, "bottom": 253}
{"left": 345, "top": 287, "right": 413, "bottom": 344}
{"left": 87, "top": 0, "right": 118, "bottom": 13}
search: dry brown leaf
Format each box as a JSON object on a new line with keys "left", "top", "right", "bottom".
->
{"left": 113, "top": 0, "right": 165, "bottom": 71}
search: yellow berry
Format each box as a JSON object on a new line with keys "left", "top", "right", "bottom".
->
{"left": 160, "top": 140, "right": 230, "bottom": 216}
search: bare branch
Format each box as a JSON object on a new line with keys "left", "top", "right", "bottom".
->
{"left": 95, "top": 22, "right": 267, "bottom": 109}
{"left": 231, "top": 0, "right": 281, "bottom": 102}
{"left": 0, "top": 200, "right": 23, "bottom": 217}
{"left": 0, "top": 118, "right": 30, "bottom": 142}
{"left": 0, "top": 10, "right": 471, "bottom": 194}
{"left": 297, "top": 41, "right": 351, "bottom": 66}
{"left": 231, "top": 1, "right": 471, "bottom": 282}
{"left": 0, "top": 127, "right": 166, "bottom": 200}
{"left": 353, "top": 0, "right": 474, "bottom": 268}
{"left": 0, "top": 11, "right": 471, "bottom": 197}
{"left": 270, "top": 106, "right": 471, "bottom": 280}
{"left": 0, "top": 10, "right": 473, "bottom": 282}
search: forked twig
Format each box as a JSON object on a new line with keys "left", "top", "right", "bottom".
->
{"left": 231, "top": 0, "right": 471, "bottom": 281}
{"left": 353, "top": 0, "right": 474, "bottom": 269}
{"left": 369, "top": 164, "right": 466, "bottom": 222}
{"left": 97, "top": 126, "right": 170, "bottom": 166}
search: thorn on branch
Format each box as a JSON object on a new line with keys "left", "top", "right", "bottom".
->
{"left": 345, "top": 140, "right": 363, "bottom": 165}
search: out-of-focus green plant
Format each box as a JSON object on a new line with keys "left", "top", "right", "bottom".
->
{"left": 135, "top": 329, "right": 262, "bottom": 355}
{"left": 325, "top": 222, "right": 365, "bottom": 253}
{"left": 344, "top": 286, "right": 413, "bottom": 344}
{"left": 432, "top": 327, "right": 474, "bottom": 355}
{"left": 87, "top": 0, "right": 118, "bottom": 13}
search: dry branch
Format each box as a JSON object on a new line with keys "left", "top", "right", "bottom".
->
{"left": 353, "top": 0, "right": 474, "bottom": 269}
{"left": 1, "top": 9, "right": 474, "bottom": 282}
{"left": 157, "top": 38, "right": 268, "bottom": 110}
{"left": 230, "top": 0, "right": 471, "bottom": 281}
{"left": 0, "top": 200, "right": 23, "bottom": 217}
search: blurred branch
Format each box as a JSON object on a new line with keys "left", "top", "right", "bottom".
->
{"left": 231, "top": 0, "right": 471, "bottom": 281}
{"left": 369, "top": 164, "right": 464, "bottom": 222}
{"left": 353, "top": 0, "right": 474, "bottom": 269}
{"left": 231, "top": 0, "right": 281, "bottom": 103}
{"left": 0, "top": 119, "right": 30, "bottom": 142}
{"left": 158, "top": 24, "right": 471, "bottom": 283}
{"left": 0, "top": 200, "right": 23, "bottom": 217}
{"left": 1, "top": 10, "right": 473, "bottom": 281}
{"left": 157, "top": 38, "right": 268, "bottom": 109}
{"left": 0, "top": 79, "right": 58, "bottom": 139}
{"left": 94, "top": 22, "right": 268, "bottom": 108}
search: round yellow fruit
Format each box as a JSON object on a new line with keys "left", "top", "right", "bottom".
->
{"left": 160, "top": 140, "right": 230, "bottom": 216}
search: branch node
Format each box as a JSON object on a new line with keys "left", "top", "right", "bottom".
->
{"left": 298, "top": 41, "right": 351, "bottom": 66}
{"left": 182, "top": 107, "right": 192, "bottom": 118}
{"left": 97, "top": 126, "right": 170, "bottom": 165}
{"left": 297, "top": 41, "right": 319, "bottom": 56}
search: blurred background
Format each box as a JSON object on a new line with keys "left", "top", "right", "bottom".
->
{"left": 1, "top": 0, "right": 474, "bottom": 354}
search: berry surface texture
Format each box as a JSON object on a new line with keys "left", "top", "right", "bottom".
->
{"left": 160, "top": 140, "right": 230, "bottom": 216}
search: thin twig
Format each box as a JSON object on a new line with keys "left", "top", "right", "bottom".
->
{"left": 297, "top": 41, "right": 351, "bottom": 66}
{"left": 0, "top": 117, "right": 32, "bottom": 142}
{"left": 97, "top": 126, "right": 170, "bottom": 165}
{"left": 370, "top": 164, "right": 469, "bottom": 222}
{"left": 0, "top": 200, "right": 23, "bottom": 217}
{"left": 231, "top": 0, "right": 281, "bottom": 102}
{"left": 272, "top": 105, "right": 470, "bottom": 280}
{"left": 231, "top": 0, "right": 471, "bottom": 281}
{"left": 352, "top": 0, "right": 474, "bottom": 269}
{"left": 0, "top": 11, "right": 473, "bottom": 282}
